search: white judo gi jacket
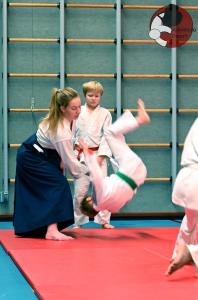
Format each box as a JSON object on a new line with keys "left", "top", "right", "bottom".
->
{"left": 74, "top": 104, "right": 112, "bottom": 158}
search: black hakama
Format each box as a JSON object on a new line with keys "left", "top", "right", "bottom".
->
{"left": 13, "top": 134, "right": 74, "bottom": 238}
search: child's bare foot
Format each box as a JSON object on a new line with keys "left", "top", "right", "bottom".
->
{"left": 102, "top": 223, "right": 114, "bottom": 229}
{"left": 165, "top": 244, "right": 193, "bottom": 275}
{"left": 136, "top": 98, "right": 150, "bottom": 125}
{"left": 45, "top": 231, "right": 74, "bottom": 241}
{"left": 73, "top": 225, "right": 81, "bottom": 229}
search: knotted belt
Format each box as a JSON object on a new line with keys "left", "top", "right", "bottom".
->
{"left": 74, "top": 144, "right": 99, "bottom": 160}
{"left": 116, "top": 171, "right": 137, "bottom": 190}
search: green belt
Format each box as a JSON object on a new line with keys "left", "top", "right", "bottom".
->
{"left": 116, "top": 171, "right": 137, "bottom": 190}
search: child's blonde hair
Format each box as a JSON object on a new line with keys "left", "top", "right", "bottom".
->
{"left": 82, "top": 81, "right": 104, "bottom": 96}
{"left": 42, "top": 87, "right": 79, "bottom": 132}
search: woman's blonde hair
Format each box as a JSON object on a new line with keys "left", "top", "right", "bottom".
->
{"left": 42, "top": 87, "right": 79, "bottom": 132}
{"left": 82, "top": 80, "right": 104, "bottom": 96}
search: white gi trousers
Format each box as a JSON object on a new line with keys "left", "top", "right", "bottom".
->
{"left": 171, "top": 166, "right": 198, "bottom": 259}
{"left": 73, "top": 159, "right": 111, "bottom": 226}
{"left": 170, "top": 118, "right": 198, "bottom": 274}
{"left": 172, "top": 209, "right": 198, "bottom": 258}
{"left": 84, "top": 111, "right": 147, "bottom": 212}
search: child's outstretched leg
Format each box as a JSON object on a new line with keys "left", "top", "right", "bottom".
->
{"left": 104, "top": 99, "right": 150, "bottom": 164}
{"left": 104, "top": 98, "right": 150, "bottom": 137}
{"left": 136, "top": 99, "right": 150, "bottom": 126}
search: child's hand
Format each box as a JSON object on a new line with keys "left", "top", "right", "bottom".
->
{"left": 60, "top": 161, "right": 64, "bottom": 174}
{"left": 78, "top": 139, "right": 96, "bottom": 155}
{"left": 97, "top": 156, "right": 105, "bottom": 166}
{"left": 78, "top": 138, "right": 93, "bottom": 155}
{"left": 78, "top": 138, "right": 88, "bottom": 151}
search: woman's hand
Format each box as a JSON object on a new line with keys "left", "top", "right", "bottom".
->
{"left": 60, "top": 161, "right": 64, "bottom": 174}
{"left": 97, "top": 156, "right": 105, "bottom": 166}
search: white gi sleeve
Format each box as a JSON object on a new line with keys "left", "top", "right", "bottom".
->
{"left": 54, "top": 139, "right": 88, "bottom": 178}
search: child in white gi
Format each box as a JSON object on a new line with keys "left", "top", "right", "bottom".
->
{"left": 73, "top": 81, "right": 113, "bottom": 228}
{"left": 166, "top": 117, "right": 198, "bottom": 276}
{"left": 79, "top": 99, "right": 150, "bottom": 215}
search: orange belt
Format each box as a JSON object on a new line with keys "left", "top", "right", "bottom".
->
{"left": 74, "top": 144, "right": 99, "bottom": 160}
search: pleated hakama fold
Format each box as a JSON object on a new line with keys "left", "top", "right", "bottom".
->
{"left": 13, "top": 134, "right": 74, "bottom": 237}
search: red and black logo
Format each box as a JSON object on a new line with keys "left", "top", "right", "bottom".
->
{"left": 149, "top": 4, "right": 194, "bottom": 48}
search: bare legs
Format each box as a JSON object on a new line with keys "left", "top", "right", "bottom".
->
{"left": 45, "top": 223, "right": 73, "bottom": 241}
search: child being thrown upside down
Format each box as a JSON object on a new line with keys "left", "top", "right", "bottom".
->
{"left": 79, "top": 99, "right": 150, "bottom": 217}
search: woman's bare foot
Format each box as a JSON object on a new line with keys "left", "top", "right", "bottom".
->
{"left": 45, "top": 231, "right": 73, "bottom": 241}
{"left": 45, "top": 223, "right": 74, "bottom": 241}
{"left": 165, "top": 244, "right": 193, "bottom": 275}
{"left": 102, "top": 223, "right": 114, "bottom": 229}
{"left": 136, "top": 98, "right": 150, "bottom": 125}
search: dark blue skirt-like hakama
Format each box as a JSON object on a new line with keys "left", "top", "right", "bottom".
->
{"left": 13, "top": 134, "right": 74, "bottom": 237}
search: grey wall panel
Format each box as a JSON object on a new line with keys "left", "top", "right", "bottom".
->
{"left": 123, "top": 79, "right": 171, "bottom": 109}
{"left": 119, "top": 183, "right": 176, "bottom": 213}
{"left": 8, "top": 78, "right": 60, "bottom": 108}
{"left": 65, "top": 44, "right": 116, "bottom": 73}
{"left": 8, "top": 44, "right": 60, "bottom": 72}
{"left": 123, "top": 45, "right": 171, "bottom": 74}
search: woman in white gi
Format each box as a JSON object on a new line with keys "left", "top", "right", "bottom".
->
{"left": 166, "top": 117, "right": 198, "bottom": 276}
{"left": 73, "top": 81, "right": 113, "bottom": 228}
{"left": 13, "top": 87, "right": 87, "bottom": 241}
{"left": 79, "top": 99, "right": 150, "bottom": 215}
